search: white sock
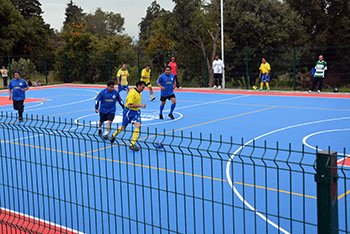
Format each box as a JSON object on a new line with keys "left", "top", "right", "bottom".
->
{"left": 104, "top": 130, "right": 109, "bottom": 136}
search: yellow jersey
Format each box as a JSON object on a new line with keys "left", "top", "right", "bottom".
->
{"left": 259, "top": 62, "right": 271, "bottom": 74}
{"left": 126, "top": 88, "right": 142, "bottom": 111}
{"left": 117, "top": 69, "right": 129, "bottom": 86}
{"left": 141, "top": 68, "right": 151, "bottom": 81}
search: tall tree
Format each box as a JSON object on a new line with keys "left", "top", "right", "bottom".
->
{"left": 10, "top": 0, "right": 43, "bottom": 19}
{"left": 0, "top": 0, "right": 25, "bottom": 55}
{"left": 64, "top": 0, "right": 84, "bottom": 26}
{"left": 84, "top": 8, "right": 125, "bottom": 40}
{"left": 138, "top": 1, "right": 163, "bottom": 44}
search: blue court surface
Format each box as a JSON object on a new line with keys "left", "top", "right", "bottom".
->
{"left": 0, "top": 84, "right": 349, "bottom": 233}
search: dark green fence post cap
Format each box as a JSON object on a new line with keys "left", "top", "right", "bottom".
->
{"left": 317, "top": 150, "right": 337, "bottom": 156}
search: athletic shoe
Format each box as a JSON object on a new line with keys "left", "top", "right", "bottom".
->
{"left": 213, "top": 85, "right": 217, "bottom": 89}
{"left": 258, "top": 88, "right": 263, "bottom": 91}
{"left": 159, "top": 114, "right": 164, "bottom": 119}
{"left": 18, "top": 117, "right": 23, "bottom": 122}
{"left": 103, "top": 134, "right": 108, "bottom": 140}
{"left": 110, "top": 136, "right": 115, "bottom": 143}
{"left": 308, "top": 90, "right": 312, "bottom": 93}
{"left": 178, "top": 87, "right": 182, "bottom": 89}
{"left": 266, "top": 89, "right": 270, "bottom": 91}
{"left": 218, "top": 85, "right": 222, "bottom": 89}
{"left": 168, "top": 113, "right": 175, "bottom": 120}
{"left": 151, "top": 97, "right": 156, "bottom": 101}
{"left": 129, "top": 145, "right": 140, "bottom": 151}
{"left": 98, "top": 129, "right": 102, "bottom": 136}
{"left": 317, "top": 90, "right": 321, "bottom": 93}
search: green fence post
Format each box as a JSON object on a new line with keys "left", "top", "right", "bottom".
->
{"left": 8, "top": 55, "right": 12, "bottom": 79}
{"left": 205, "top": 51, "right": 208, "bottom": 87}
{"left": 83, "top": 53, "right": 86, "bottom": 84}
{"left": 246, "top": 49, "right": 249, "bottom": 89}
{"left": 137, "top": 52, "right": 140, "bottom": 80}
{"left": 109, "top": 53, "right": 112, "bottom": 80}
{"left": 315, "top": 150, "right": 339, "bottom": 234}
{"left": 44, "top": 54, "right": 48, "bottom": 84}
{"left": 64, "top": 54, "right": 67, "bottom": 83}
{"left": 293, "top": 47, "right": 296, "bottom": 91}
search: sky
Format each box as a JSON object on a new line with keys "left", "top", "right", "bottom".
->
{"left": 41, "top": 0, "right": 175, "bottom": 40}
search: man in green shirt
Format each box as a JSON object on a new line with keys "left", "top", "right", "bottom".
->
{"left": 309, "top": 55, "right": 327, "bottom": 93}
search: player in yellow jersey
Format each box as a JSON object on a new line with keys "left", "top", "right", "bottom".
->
{"left": 110, "top": 81, "right": 147, "bottom": 151}
{"left": 258, "top": 58, "right": 271, "bottom": 91}
{"left": 117, "top": 64, "right": 130, "bottom": 94}
{"left": 140, "top": 65, "right": 156, "bottom": 101}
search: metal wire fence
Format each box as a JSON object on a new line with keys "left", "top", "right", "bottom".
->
{"left": 1, "top": 45, "right": 350, "bottom": 90}
{"left": 0, "top": 112, "right": 349, "bottom": 233}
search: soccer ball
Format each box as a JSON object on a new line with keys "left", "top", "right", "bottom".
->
{"left": 155, "top": 140, "right": 163, "bottom": 149}
{"left": 334, "top": 88, "right": 338, "bottom": 93}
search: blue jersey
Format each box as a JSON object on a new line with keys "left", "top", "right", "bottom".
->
{"left": 156, "top": 73, "right": 175, "bottom": 97}
{"left": 8, "top": 78, "right": 28, "bottom": 101}
{"left": 95, "top": 88, "right": 123, "bottom": 114}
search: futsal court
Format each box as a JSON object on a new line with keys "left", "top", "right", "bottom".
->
{"left": 0, "top": 84, "right": 349, "bottom": 233}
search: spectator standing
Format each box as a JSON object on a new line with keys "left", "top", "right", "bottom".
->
{"left": 1, "top": 66, "right": 9, "bottom": 87}
{"left": 212, "top": 55, "right": 225, "bottom": 89}
{"left": 309, "top": 55, "right": 327, "bottom": 93}
{"left": 169, "top": 57, "right": 181, "bottom": 89}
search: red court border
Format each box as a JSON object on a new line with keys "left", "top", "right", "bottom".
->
{"left": 0, "top": 208, "right": 82, "bottom": 234}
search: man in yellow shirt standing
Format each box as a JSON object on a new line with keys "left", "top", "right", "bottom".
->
{"left": 117, "top": 63, "right": 130, "bottom": 94}
{"left": 110, "top": 81, "right": 147, "bottom": 151}
{"left": 258, "top": 58, "right": 271, "bottom": 91}
{"left": 140, "top": 65, "right": 155, "bottom": 101}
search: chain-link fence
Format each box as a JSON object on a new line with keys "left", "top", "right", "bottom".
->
{"left": 1, "top": 45, "right": 350, "bottom": 90}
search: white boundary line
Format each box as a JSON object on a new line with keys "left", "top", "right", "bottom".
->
{"left": 226, "top": 116, "right": 350, "bottom": 234}
{"left": 0, "top": 207, "right": 85, "bottom": 234}
{"left": 302, "top": 128, "right": 350, "bottom": 162}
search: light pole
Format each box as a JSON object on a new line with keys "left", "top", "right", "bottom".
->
{"left": 221, "top": 0, "right": 225, "bottom": 89}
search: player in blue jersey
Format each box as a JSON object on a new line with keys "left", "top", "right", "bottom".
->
{"left": 156, "top": 66, "right": 177, "bottom": 120}
{"left": 95, "top": 80, "right": 124, "bottom": 139}
{"left": 8, "top": 71, "right": 29, "bottom": 122}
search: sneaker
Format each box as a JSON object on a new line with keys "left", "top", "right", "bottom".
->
{"left": 103, "top": 134, "right": 108, "bottom": 140}
{"left": 258, "top": 88, "right": 263, "bottom": 91}
{"left": 218, "top": 85, "right": 222, "bottom": 89}
{"left": 317, "top": 90, "right": 321, "bottom": 93}
{"left": 266, "top": 89, "right": 270, "bottom": 91}
{"left": 213, "top": 85, "right": 217, "bottom": 89}
{"left": 308, "top": 90, "right": 312, "bottom": 93}
{"left": 151, "top": 97, "right": 156, "bottom": 101}
{"left": 168, "top": 113, "right": 175, "bottom": 120}
{"left": 159, "top": 114, "right": 163, "bottom": 119}
{"left": 18, "top": 117, "right": 23, "bottom": 122}
{"left": 178, "top": 87, "right": 182, "bottom": 89}
{"left": 98, "top": 129, "right": 102, "bottom": 136}
{"left": 129, "top": 144, "right": 140, "bottom": 151}
{"left": 110, "top": 136, "right": 115, "bottom": 143}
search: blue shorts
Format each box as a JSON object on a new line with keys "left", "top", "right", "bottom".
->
{"left": 100, "top": 112, "right": 115, "bottom": 123}
{"left": 118, "top": 84, "right": 129, "bottom": 92}
{"left": 261, "top": 73, "right": 270, "bottom": 82}
{"left": 122, "top": 108, "right": 141, "bottom": 127}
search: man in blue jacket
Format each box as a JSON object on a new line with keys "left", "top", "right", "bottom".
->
{"left": 8, "top": 71, "right": 29, "bottom": 122}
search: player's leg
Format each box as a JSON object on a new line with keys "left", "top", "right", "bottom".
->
{"left": 18, "top": 100, "right": 24, "bottom": 121}
{"left": 98, "top": 112, "right": 106, "bottom": 136}
{"left": 130, "top": 121, "right": 141, "bottom": 151}
{"left": 318, "top": 78, "right": 324, "bottom": 92}
{"left": 159, "top": 97, "right": 166, "bottom": 119}
{"left": 309, "top": 77, "right": 318, "bottom": 92}
{"left": 265, "top": 74, "right": 270, "bottom": 90}
{"left": 103, "top": 113, "right": 115, "bottom": 139}
{"left": 168, "top": 95, "right": 176, "bottom": 120}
